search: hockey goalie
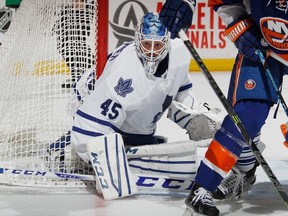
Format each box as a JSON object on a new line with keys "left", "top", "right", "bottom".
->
{"left": 69, "top": 12, "right": 224, "bottom": 200}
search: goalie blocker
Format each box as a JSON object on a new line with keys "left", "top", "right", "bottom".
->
{"left": 87, "top": 133, "right": 197, "bottom": 200}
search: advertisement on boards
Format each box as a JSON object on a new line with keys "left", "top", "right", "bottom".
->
{"left": 1, "top": 0, "right": 236, "bottom": 71}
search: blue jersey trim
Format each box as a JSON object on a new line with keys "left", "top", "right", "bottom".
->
{"left": 72, "top": 126, "right": 103, "bottom": 137}
{"left": 178, "top": 83, "right": 192, "bottom": 92}
{"left": 129, "top": 164, "right": 196, "bottom": 175}
{"left": 76, "top": 110, "right": 119, "bottom": 131}
{"left": 75, "top": 110, "right": 154, "bottom": 137}
{"left": 128, "top": 158, "right": 195, "bottom": 164}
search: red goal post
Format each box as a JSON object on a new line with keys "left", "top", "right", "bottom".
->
{"left": 96, "top": 0, "right": 108, "bottom": 78}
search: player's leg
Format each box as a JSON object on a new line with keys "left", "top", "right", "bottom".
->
{"left": 126, "top": 140, "right": 197, "bottom": 180}
{"left": 87, "top": 133, "right": 138, "bottom": 200}
{"left": 211, "top": 101, "right": 269, "bottom": 199}
{"left": 87, "top": 133, "right": 198, "bottom": 199}
{"left": 213, "top": 56, "right": 285, "bottom": 200}
{"left": 184, "top": 55, "right": 283, "bottom": 215}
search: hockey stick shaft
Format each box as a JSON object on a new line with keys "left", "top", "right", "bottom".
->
{"left": 0, "top": 167, "right": 193, "bottom": 192}
{"left": 0, "top": 167, "right": 95, "bottom": 180}
{"left": 257, "top": 50, "right": 288, "bottom": 116}
{"left": 178, "top": 30, "right": 288, "bottom": 205}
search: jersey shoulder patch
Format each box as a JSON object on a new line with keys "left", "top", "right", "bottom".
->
{"left": 260, "top": 17, "right": 288, "bottom": 51}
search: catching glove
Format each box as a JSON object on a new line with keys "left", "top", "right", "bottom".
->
{"left": 280, "top": 122, "right": 288, "bottom": 148}
{"left": 159, "top": 0, "right": 195, "bottom": 39}
{"left": 167, "top": 101, "right": 224, "bottom": 141}
{"left": 225, "top": 17, "right": 268, "bottom": 62}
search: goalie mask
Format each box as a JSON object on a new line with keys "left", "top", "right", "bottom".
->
{"left": 135, "top": 12, "right": 170, "bottom": 79}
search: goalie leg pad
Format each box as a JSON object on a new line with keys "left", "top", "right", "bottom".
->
{"left": 125, "top": 140, "right": 198, "bottom": 180}
{"left": 87, "top": 133, "right": 138, "bottom": 200}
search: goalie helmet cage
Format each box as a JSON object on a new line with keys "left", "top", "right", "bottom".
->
{"left": 0, "top": 0, "right": 108, "bottom": 188}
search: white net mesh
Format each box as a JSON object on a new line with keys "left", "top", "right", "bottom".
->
{"left": 0, "top": 0, "right": 103, "bottom": 187}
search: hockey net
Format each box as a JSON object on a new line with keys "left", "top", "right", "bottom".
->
{"left": 0, "top": 0, "right": 108, "bottom": 188}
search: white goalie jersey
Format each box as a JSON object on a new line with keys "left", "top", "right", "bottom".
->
{"left": 71, "top": 38, "right": 194, "bottom": 162}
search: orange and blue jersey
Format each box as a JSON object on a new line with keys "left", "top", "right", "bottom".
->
{"left": 208, "top": 0, "right": 288, "bottom": 63}
{"left": 196, "top": 0, "right": 288, "bottom": 192}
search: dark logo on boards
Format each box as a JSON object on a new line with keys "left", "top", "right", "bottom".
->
{"left": 0, "top": 7, "right": 13, "bottom": 33}
{"left": 110, "top": 0, "right": 149, "bottom": 48}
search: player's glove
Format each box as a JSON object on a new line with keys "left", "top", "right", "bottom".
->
{"left": 280, "top": 122, "right": 288, "bottom": 148}
{"left": 225, "top": 17, "right": 268, "bottom": 62}
{"left": 159, "top": 0, "right": 196, "bottom": 39}
{"left": 167, "top": 101, "right": 224, "bottom": 141}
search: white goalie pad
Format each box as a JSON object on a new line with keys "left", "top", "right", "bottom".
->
{"left": 86, "top": 133, "right": 138, "bottom": 200}
{"left": 125, "top": 140, "right": 197, "bottom": 180}
{"left": 167, "top": 101, "right": 224, "bottom": 141}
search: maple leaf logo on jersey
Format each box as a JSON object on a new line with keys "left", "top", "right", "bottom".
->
{"left": 260, "top": 17, "right": 288, "bottom": 50}
{"left": 114, "top": 77, "right": 134, "bottom": 97}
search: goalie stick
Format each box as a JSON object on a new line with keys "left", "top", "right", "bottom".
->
{"left": 178, "top": 29, "right": 288, "bottom": 206}
{"left": 0, "top": 167, "right": 193, "bottom": 193}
